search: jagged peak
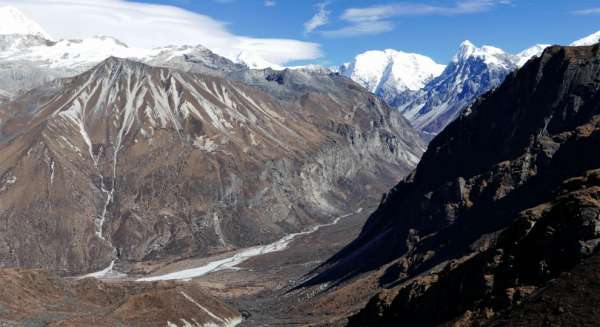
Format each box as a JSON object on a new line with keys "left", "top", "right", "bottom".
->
{"left": 98, "top": 56, "right": 151, "bottom": 68}
{"left": 452, "top": 40, "right": 513, "bottom": 68}
{"left": 90, "top": 56, "right": 155, "bottom": 78}
{"left": 459, "top": 39, "right": 476, "bottom": 49}
{"left": 454, "top": 40, "right": 506, "bottom": 61}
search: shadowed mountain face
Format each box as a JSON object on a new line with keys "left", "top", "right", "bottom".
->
{"left": 301, "top": 45, "right": 600, "bottom": 325}
{"left": 0, "top": 57, "right": 424, "bottom": 275}
{"left": 487, "top": 253, "right": 600, "bottom": 327}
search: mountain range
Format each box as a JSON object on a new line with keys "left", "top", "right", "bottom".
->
{"left": 338, "top": 42, "right": 547, "bottom": 137}
{"left": 0, "top": 6, "right": 284, "bottom": 101}
{"left": 1, "top": 5, "right": 599, "bottom": 141}
{"left": 339, "top": 32, "right": 600, "bottom": 138}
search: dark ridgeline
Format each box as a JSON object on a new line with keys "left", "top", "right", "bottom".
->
{"left": 300, "top": 45, "right": 600, "bottom": 326}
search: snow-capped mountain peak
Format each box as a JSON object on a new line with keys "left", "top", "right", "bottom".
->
{"left": 571, "top": 30, "right": 600, "bottom": 46}
{"left": 339, "top": 49, "right": 445, "bottom": 95}
{"left": 0, "top": 7, "right": 285, "bottom": 72}
{"left": 454, "top": 40, "right": 477, "bottom": 60}
{"left": 453, "top": 40, "right": 512, "bottom": 68}
{"left": 400, "top": 41, "right": 522, "bottom": 136}
{"left": 0, "top": 6, "right": 51, "bottom": 40}
{"left": 1, "top": 35, "right": 149, "bottom": 70}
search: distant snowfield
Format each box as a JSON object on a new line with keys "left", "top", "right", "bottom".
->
{"left": 137, "top": 209, "right": 360, "bottom": 282}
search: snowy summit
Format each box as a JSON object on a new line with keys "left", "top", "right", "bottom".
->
{"left": 0, "top": 6, "right": 51, "bottom": 40}
{"left": 339, "top": 49, "right": 445, "bottom": 93}
{"left": 453, "top": 40, "right": 515, "bottom": 69}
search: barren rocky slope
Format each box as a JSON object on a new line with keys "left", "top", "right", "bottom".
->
{"left": 298, "top": 45, "right": 600, "bottom": 326}
{"left": 0, "top": 56, "right": 424, "bottom": 275}
{"left": 0, "top": 268, "right": 241, "bottom": 327}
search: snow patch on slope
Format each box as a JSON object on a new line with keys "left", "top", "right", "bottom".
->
{"left": 515, "top": 44, "right": 551, "bottom": 67}
{"left": 233, "top": 50, "right": 283, "bottom": 70}
{"left": 571, "top": 30, "right": 600, "bottom": 46}
{"left": 178, "top": 291, "right": 243, "bottom": 327}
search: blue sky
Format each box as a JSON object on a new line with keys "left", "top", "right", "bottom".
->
{"left": 3, "top": 0, "right": 600, "bottom": 66}
{"left": 131, "top": 0, "right": 600, "bottom": 65}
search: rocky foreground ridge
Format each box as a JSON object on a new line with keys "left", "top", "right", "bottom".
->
{"left": 300, "top": 45, "right": 600, "bottom": 326}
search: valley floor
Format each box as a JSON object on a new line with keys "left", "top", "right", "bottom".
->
{"left": 135, "top": 204, "right": 376, "bottom": 326}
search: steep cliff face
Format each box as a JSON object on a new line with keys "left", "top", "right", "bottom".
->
{"left": 302, "top": 45, "right": 600, "bottom": 325}
{"left": 0, "top": 57, "right": 424, "bottom": 275}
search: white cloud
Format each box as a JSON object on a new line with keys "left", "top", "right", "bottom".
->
{"left": 573, "top": 8, "right": 600, "bottom": 15}
{"left": 304, "top": 2, "right": 330, "bottom": 34}
{"left": 321, "top": 21, "right": 394, "bottom": 38}
{"left": 264, "top": 0, "right": 276, "bottom": 7}
{"left": 343, "top": 0, "right": 509, "bottom": 21}
{"left": 324, "top": 0, "right": 510, "bottom": 37}
{"left": 0, "top": 0, "right": 321, "bottom": 65}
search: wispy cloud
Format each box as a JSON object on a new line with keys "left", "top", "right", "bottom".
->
{"left": 264, "top": 0, "right": 276, "bottom": 7}
{"left": 321, "top": 21, "right": 394, "bottom": 38}
{"left": 304, "top": 2, "right": 331, "bottom": 34}
{"left": 572, "top": 7, "right": 600, "bottom": 15}
{"left": 323, "top": 0, "right": 510, "bottom": 38}
{"left": 0, "top": 0, "right": 321, "bottom": 65}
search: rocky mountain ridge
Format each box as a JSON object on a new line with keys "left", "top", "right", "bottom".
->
{"left": 0, "top": 56, "right": 424, "bottom": 275}
{"left": 301, "top": 44, "right": 600, "bottom": 326}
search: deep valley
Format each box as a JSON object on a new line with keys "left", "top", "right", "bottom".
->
{"left": 0, "top": 4, "right": 599, "bottom": 327}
